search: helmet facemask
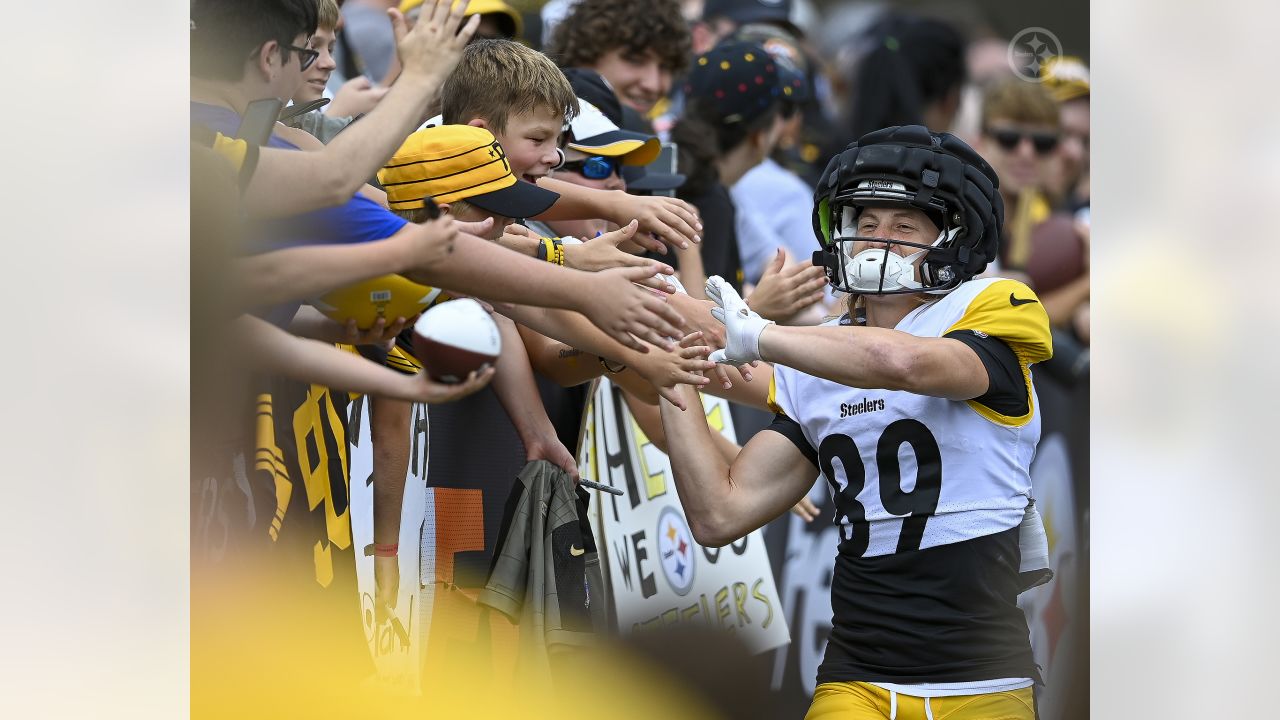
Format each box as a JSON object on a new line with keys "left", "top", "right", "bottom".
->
{"left": 813, "top": 182, "right": 967, "bottom": 296}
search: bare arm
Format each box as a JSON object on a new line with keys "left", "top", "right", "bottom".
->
{"left": 672, "top": 242, "right": 708, "bottom": 301}
{"left": 532, "top": 178, "right": 702, "bottom": 254}
{"left": 243, "top": 1, "right": 479, "bottom": 217}
{"left": 232, "top": 217, "right": 456, "bottom": 309}
{"left": 758, "top": 324, "right": 989, "bottom": 401}
{"left": 234, "top": 314, "right": 493, "bottom": 403}
{"left": 489, "top": 315, "right": 579, "bottom": 479}
{"left": 370, "top": 396, "right": 413, "bottom": 546}
{"left": 658, "top": 383, "right": 817, "bottom": 546}
{"left": 623, "top": 389, "right": 740, "bottom": 463}
{"left": 517, "top": 324, "right": 665, "bottom": 405}
{"left": 286, "top": 304, "right": 409, "bottom": 345}
{"left": 413, "top": 232, "right": 684, "bottom": 352}
{"left": 517, "top": 324, "right": 603, "bottom": 388}
{"left": 498, "top": 303, "right": 712, "bottom": 409}
{"left": 700, "top": 362, "right": 771, "bottom": 411}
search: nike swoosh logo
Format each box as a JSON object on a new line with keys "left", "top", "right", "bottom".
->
{"left": 569, "top": 545, "right": 585, "bottom": 557}
{"left": 1009, "top": 293, "right": 1038, "bottom": 306}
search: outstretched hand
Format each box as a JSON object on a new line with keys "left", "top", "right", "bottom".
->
{"left": 565, "top": 221, "right": 675, "bottom": 274}
{"left": 388, "top": 0, "right": 481, "bottom": 84}
{"left": 611, "top": 194, "right": 702, "bottom": 254}
{"left": 582, "top": 265, "right": 687, "bottom": 352}
{"left": 745, "top": 249, "right": 828, "bottom": 323}
{"left": 707, "top": 276, "right": 773, "bottom": 365}
{"left": 631, "top": 331, "right": 715, "bottom": 410}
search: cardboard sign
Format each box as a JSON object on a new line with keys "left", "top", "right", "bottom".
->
{"left": 578, "top": 380, "right": 790, "bottom": 655}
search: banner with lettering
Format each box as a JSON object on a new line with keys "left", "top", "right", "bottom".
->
{"left": 578, "top": 380, "right": 790, "bottom": 655}
{"left": 347, "top": 395, "right": 426, "bottom": 693}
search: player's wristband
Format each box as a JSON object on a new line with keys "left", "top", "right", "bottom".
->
{"left": 535, "top": 238, "right": 548, "bottom": 261}
{"left": 364, "top": 543, "right": 399, "bottom": 558}
{"left": 598, "top": 357, "right": 627, "bottom": 374}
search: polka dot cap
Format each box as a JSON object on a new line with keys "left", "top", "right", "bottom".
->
{"left": 683, "top": 41, "right": 783, "bottom": 126}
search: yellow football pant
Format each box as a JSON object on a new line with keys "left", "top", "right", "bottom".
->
{"left": 804, "top": 682, "right": 1035, "bottom": 720}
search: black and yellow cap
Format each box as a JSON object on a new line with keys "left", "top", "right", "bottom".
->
{"left": 379, "top": 125, "right": 559, "bottom": 218}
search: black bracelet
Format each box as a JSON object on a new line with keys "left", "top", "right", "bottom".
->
{"left": 599, "top": 357, "right": 627, "bottom": 374}
{"left": 535, "top": 238, "right": 548, "bottom": 261}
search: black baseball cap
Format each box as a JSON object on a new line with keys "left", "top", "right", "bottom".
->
{"left": 702, "top": 0, "right": 802, "bottom": 38}
{"left": 563, "top": 68, "right": 625, "bottom": 127}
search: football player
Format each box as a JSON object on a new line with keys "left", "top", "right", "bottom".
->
{"left": 658, "top": 125, "right": 1052, "bottom": 719}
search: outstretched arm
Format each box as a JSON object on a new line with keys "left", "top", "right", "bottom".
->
{"left": 234, "top": 314, "right": 493, "bottom": 403}
{"left": 707, "top": 277, "right": 989, "bottom": 401}
{"left": 658, "top": 381, "right": 817, "bottom": 547}
{"left": 532, "top": 177, "right": 702, "bottom": 254}
{"left": 759, "top": 324, "right": 987, "bottom": 400}
{"left": 497, "top": 303, "right": 713, "bottom": 409}
{"left": 244, "top": 0, "right": 480, "bottom": 217}
{"left": 409, "top": 232, "right": 683, "bottom": 352}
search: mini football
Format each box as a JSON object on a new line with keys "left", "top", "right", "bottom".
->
{"left": 411, "top": 299, "right": 501, "bottom": 383}
{"left": 313, "top": 274, "right": 443, "bottom": 329}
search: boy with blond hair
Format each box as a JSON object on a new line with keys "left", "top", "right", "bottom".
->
{"left": 439, "top": 39, "right": 703, "bottom": 256}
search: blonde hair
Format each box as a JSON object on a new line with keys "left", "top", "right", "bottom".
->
{"left": 441, "top": 39, "right": 579, "bottom": 132}
{"left": 314, "top": 0, "right": 340, "bottom": 31}
{"left": 981, "top": 77, "right": 1060, "bottom": 129}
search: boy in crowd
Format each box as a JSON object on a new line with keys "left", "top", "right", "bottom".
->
{"left": 438, "top": 39, "right": 703, "bottom": 255}
{"left": 283, "top": 0, "right": 387, "bottom": 143}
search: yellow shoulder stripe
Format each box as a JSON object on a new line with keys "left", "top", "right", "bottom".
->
{"left": 945, "top": 279, "right": 1054, "bottom": 427}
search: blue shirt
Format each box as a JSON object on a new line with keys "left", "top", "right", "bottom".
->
{"left": 191, "top": 101, "right": 408, "bottom": 325}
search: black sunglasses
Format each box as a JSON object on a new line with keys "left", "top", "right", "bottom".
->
{"left": 284, "top": 43, "right": 320, "bottom": 71}
{"left": 987, "top": 127, "right": 1060, "bottom": 155}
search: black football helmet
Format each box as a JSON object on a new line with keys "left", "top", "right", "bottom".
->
{"left": 811, "top": 125, "right": 1004, "bottom": 296}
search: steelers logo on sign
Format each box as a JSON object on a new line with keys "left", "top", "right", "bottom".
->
{"left": 656, "top": 506, "right": 696, "bottom": 596}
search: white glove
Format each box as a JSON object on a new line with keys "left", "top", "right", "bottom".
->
{"left": 706, "top": 275, "right": 773, "bottom": 364}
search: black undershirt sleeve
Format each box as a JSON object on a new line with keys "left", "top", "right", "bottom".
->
{"left": 944, "top": 329, "right": 1029, "bottom": 416}
{"left": 764, "top": 413, "right": 819, "bottom": 471}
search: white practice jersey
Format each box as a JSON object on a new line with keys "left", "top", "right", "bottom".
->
{"left": 769, "top": 277, "right": 1053, "bottom": 558}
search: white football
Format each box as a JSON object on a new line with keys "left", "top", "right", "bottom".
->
{"left": 410, "top": 299, "right": 501, "bottom": 383}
